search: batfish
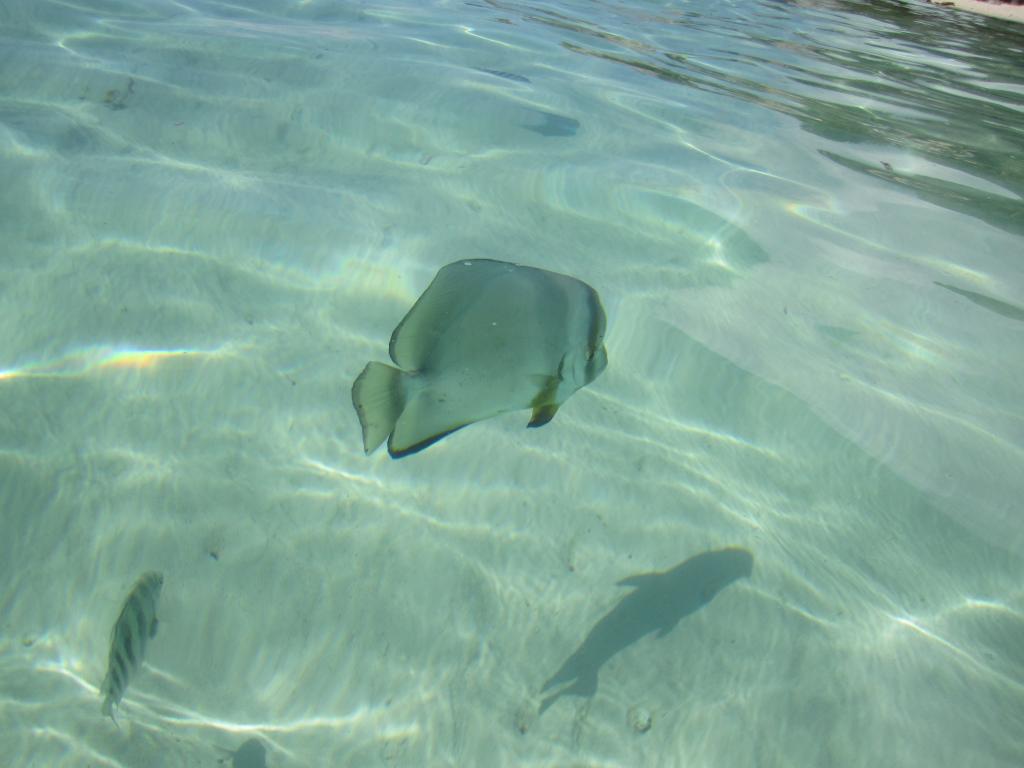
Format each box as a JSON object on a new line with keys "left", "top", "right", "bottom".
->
{"left": 352, "top": 259, "right": 608, "bottom": 458}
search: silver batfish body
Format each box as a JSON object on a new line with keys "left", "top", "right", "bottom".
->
{"left": 352, "top": 259, "right": 608, "bottom": 458}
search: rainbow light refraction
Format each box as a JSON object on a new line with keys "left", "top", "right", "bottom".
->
{"left": 0, "top": 346, "right": 226, "bottom": 382}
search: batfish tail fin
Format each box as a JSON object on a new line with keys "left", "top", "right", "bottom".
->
{"left": 352, "top": 362, "right": 408, "bottom": 454}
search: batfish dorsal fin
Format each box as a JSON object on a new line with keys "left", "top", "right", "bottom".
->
{"left": 390, "top": 260, "right": 512, "bottom": 370}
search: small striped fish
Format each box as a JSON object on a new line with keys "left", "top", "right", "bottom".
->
{"left": 100, "top": 571, "right": 163, "bottom": 722}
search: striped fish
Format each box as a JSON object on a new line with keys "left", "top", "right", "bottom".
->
{"left": 100, "top": 571, "right": 163, "bottom": 722}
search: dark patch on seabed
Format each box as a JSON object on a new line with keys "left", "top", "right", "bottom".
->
{"left": 102, "top": 77, "right": 135, "bottom": 111}
{"left": 823, "top": 151, "right": 1024, "bottom": 238}
{"left": 521, "top": 109, "right": 580, "bottom": 137}
{"left": 475, "top": 67, "right": 531, "bottom": 84}
{"left": 934, "top": 282, "right": 1024, "bottom": 323}
{"left": 538, "top": 548, "right": 753, "bottom": 715}
{"left": 216, "top": 737, "right": 266, "bottom": 767}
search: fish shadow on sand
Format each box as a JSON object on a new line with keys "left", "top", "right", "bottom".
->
{"left": 520, "top": 109, "right": 579, "bottom": 137}
{"left": 216, "top": 737, "right": 266, "bottom": 767}
{"left": 539, "top": 547, "right": 753, "bottom": 715}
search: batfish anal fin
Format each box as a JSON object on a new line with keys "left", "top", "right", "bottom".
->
{"left": 389, "top": 424, "right": 468, "bottom": 458}
{"left": 388, "top": 390, "right": 478, "bottom": 458}
{"left": 528, "top": 403, "right": 559, "bottom": 428}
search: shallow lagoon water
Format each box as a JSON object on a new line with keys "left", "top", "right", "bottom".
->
{"left": 1, "top": 0, "right": 1022, "bottom": 766}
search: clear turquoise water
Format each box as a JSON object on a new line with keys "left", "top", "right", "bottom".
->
{"left": 1, "top": 0, "right": 1022, "bottom": 765}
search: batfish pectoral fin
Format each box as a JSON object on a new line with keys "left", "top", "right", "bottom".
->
{"left": 528, "top": 403, "right": 560, "bottom": 428}
{"left": 527, "top": 368, "right": 562, "bottom": 428}
{"left": 150, "top": 617, "right": 158, "bottom": 638}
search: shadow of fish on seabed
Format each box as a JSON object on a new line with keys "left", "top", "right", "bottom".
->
{"left": 474, "top": 67, "right": 531, "bottom": 84}
{"left": 520, "top": 109, "right": 579, "bottom": 137}
{"left": 217, "top": 738, "right": 266, "bottom": 767}
{"left": 539, "top": 548, "right": 753, "bottom": 715}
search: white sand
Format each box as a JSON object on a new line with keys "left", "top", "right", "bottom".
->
{"left": 928, "top": 0, "right": 1024, "bottom": 21}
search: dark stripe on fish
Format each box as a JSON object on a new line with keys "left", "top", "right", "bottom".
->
{"left": 584, "top": 287, "right": 606, "bottom": 383}
{"left": 109, "top": 657, "right": 123, "bottom": 692}
{"left": 585, "top": 287, "right": 603, "bottom": 350}
{"left": 122, "top": 624, "right": 136, "bottom": 666}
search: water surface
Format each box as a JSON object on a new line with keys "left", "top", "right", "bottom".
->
{"left": 1, "top": 0, "right": 1022, "bottom": 766}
